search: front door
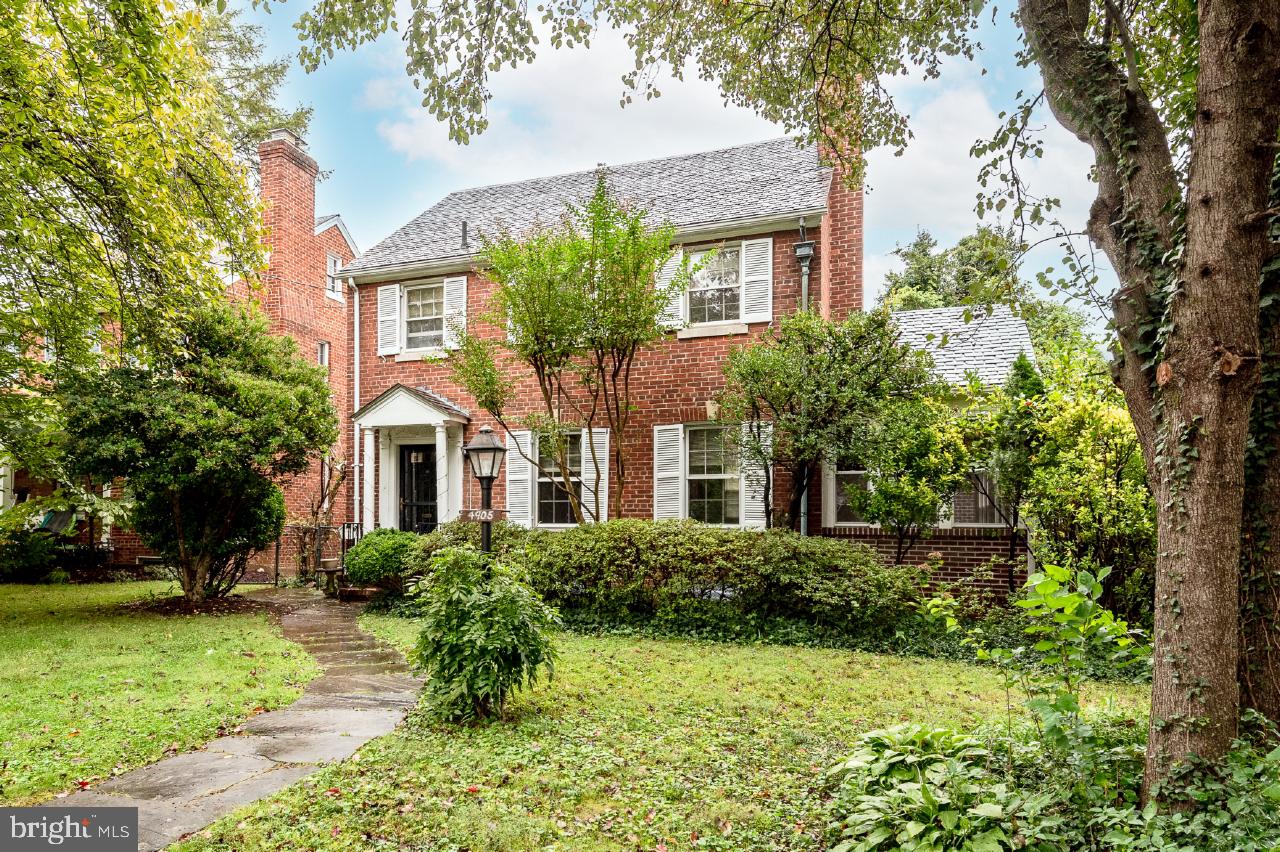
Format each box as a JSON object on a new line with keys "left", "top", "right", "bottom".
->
{"left": 399, "top": 445, "right": 437, "bottom": 533}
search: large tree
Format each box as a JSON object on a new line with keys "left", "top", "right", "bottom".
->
{"left": 0, "top": 0, "right": 278, "bottom": 509}
{"left": 61, "top": 304, "right": 337, "bottom": 602}
{"left": 196, "top": 9, "right": 313, "bottom": 167}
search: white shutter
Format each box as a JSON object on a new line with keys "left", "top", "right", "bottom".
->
{"left": 579, "top": 427, "right": 610, "bottom": 523}
{"left": 505, "top": 430, "right": 534, "bottom": 528}
{"left": 741, "top": 238, "right": 773, "bottom": 323}
{"left": 657, "top": 249, "right": 685, "bottom": 329}
{"left": 443, "top": 275, "right": 467, "bottom": 349}
{"left": 740, "top": 421, "right": 772, "bottom": 529}
{"left": 376, "top": 284, "right": 400, "bottom": 355}
{"left": 821, "top": 461, "right": 837, "bottom": 529}
{"left": 653, "top": 424, "right": 684, "bottom": 519}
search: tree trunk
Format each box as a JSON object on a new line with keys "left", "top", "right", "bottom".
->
{"left": 1019, "top": 0, "right": 1280, "bottom": 793}
{"left": 787, "top": 462, "right": 810, "bottom": 532}
{"left": 1241, "top": 294, "right": 1280, "bottom": 720}
{"left": 1241, "top": 453, "right": 1280, "bottom": 722}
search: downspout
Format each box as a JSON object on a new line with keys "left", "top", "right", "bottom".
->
{"left": 793, "top": 219, "right": 816, "bottom": 534}
{"left": 350, "top": 276, "right": 361, "bottom": 527}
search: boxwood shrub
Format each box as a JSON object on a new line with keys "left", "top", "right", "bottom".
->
{"left": 344, "top": 527, "right": 420, "bottom": 588}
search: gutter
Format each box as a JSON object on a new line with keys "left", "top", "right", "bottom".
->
{"left": 793, "top": 217, "right": 816, "bottom": 534}
{"left": 350, "top": 276, "right": 361, "bottom": 526}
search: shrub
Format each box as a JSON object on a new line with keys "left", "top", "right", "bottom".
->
{"left": 825, "top": 724, "right": 1042, "bottom": 851}
{"left": 344, "top": 528, "right": 420, "bottom": 588}
{"left": 408, "top": 546, "right": 560, "bottom": 722}
{"left": 520, "top": 519, "right": 920, "bottom": 640}
{"left": 411, "top": 519, "right": 529, "bottom": 565}
{"left": 0, "top": 529, "right": 60, "bottom": 582}
{"left": 824, "top": 715, "right": 1280, "bottom": 851}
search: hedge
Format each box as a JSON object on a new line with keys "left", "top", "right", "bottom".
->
{"left": 401, "top": 519, "right": 922, "bottom": 641}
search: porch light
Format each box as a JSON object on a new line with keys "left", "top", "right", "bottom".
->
{"left": 464, "top": 425, "right": 507, "bottom": 553}
{"left": 464, "top": 425, "right": 507, "bottom": 482}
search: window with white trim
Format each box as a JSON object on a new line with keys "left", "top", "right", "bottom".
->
{"left": 404, "top": 282, "right": 445, "bottom": 350}
{"left": 953, "top": 471, "right": 1005, "bottom": 526}
{"left": 687, "top": 245, "right": 741, "bottom": 324}
{"left": 536, "top": 433, "right": 582, "bottom": 525}
{"left": 686, "top": 425, "right": 740, "bottom": 524}
{"left": 325, "top": 254, "right": 343, "bottom": 299}
{"left": 317, "top": 340, "right": 330, "bottom": 370}
{"left": 832, "top": 456, "right": 870, "bottom": 525}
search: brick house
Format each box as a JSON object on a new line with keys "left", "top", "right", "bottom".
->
{"left": 0, "top": 129, "right": 360, "bottom": 573}
{"left": 1, "top": 132, "right": 1032, "bottom": 586}
{"left": 331, "top": 135, "right": 1034, "bottom": 583}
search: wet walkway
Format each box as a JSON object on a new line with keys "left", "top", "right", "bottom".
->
{"left": 47, "top": 588, "right": 422, "bottom": 851}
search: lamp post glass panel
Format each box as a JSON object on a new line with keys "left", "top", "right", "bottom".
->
{"left": 464, "top": 425, "right": 507, "bottom": 552}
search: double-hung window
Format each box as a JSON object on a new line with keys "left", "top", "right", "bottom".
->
{"left": 536, "top": 433, "right": 582, "bottom": 525}
{"left": 317, "top": 340, "right": 330, "bottom": 372}
{"left": 953, "top": 471, "right": 1004, "bottom": 526}
{"left": 404, "top": 283, "right": 445, "bottom": 350}
{"left": 687, "top": 245, "right": 741, "bottom": 324}
{"left": 686, "top": 426, "right": 740, "bottom": 524}
{"left": 832, "top": 457, "right": 870, "bottom": 525}
{"left": 325, "top": 254, "right": 343, "bottom": 299}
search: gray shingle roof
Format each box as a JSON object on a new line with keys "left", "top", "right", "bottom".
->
{"left": 344, "top": 137, "right": 830, "bottom": 275}
{"left": 892, "top": 305, "right": 1035, "bottom": 386}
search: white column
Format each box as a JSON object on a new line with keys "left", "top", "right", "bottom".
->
{"left": 434, "top": 423, "right": 449, "bottom": 524}
{"left": 378, "top": 431, "right": 396, "bottom": 529}
{"left": 361, "top": 428, "right": 375, "bottom": 530}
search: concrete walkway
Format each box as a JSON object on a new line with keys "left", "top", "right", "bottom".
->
{"left": 48, "top": 588, "right": 422, "bottom": 851}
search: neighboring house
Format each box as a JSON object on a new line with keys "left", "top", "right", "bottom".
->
{"left": 331, "top": 134, "right": 1033, "bottom": 585}
{"left": 0, "top": 129, "right": 361, "bottom": 575}
{"left": 821, "top": 305, "right": 1035, "bottom": 584}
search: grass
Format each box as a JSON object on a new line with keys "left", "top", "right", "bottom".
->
{"left": 0, "top": 582, "right": 318, "bottom": 804}
{"left": 174, "top": 614, "right": 1146, "bottom": 852}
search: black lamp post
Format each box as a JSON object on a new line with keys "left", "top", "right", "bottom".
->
{"left": 463, "top": 425, "right": 507, "bottom": 552}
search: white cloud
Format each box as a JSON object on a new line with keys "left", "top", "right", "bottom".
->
{"left": 363, "top": 30, "right": 780, "bottom": 187}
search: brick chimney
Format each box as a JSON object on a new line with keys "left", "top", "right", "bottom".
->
{"left": 817, "top": 142, "right": 864, "bottom": 319}
{"left": 258, "top": 129, "right": 320, "bottom": 307}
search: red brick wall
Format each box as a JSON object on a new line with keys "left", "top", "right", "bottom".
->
{"left": 824, "top": 525, "right": 1029, "bottom": 596}
{"left": 355, "top": 224, "right": 847, "bottom": 523}
{"left": 818, "top": 162, "right": 864, "bottom": 318}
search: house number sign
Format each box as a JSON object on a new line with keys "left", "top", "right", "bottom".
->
{"left": 462, "top": 508, "right": 507, "bottom": 522}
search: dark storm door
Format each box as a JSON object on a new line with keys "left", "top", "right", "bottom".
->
{"left": 399, "top": 445, "right": 438, "bottom": 533}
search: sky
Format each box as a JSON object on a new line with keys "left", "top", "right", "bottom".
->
{"left": 239, "top": 1, "right": 1114, "bottom": 312}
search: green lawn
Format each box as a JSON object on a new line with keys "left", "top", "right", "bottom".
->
{"left": 0, "top": 582, "right": 318, "bottom": 804}
{"left": 174, "top": 614, "right": 1147, "bottom": 852}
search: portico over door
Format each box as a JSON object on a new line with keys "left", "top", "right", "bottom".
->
{"left": 399, "top": 444, "right": 437, "bottom": 532}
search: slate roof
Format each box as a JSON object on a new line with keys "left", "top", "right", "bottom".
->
{"left": 892, "top": 305, "right": 1035, "bottom": 386}
{"left": 344, "top": 137, "right": 830, "bottom": 275}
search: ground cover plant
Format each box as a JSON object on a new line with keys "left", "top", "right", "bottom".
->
{"left": 0, "top": 583, "right": 318, "bottom": 804}
{"left": 172, "top": 618, "right": 1144, "bottom": 852}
